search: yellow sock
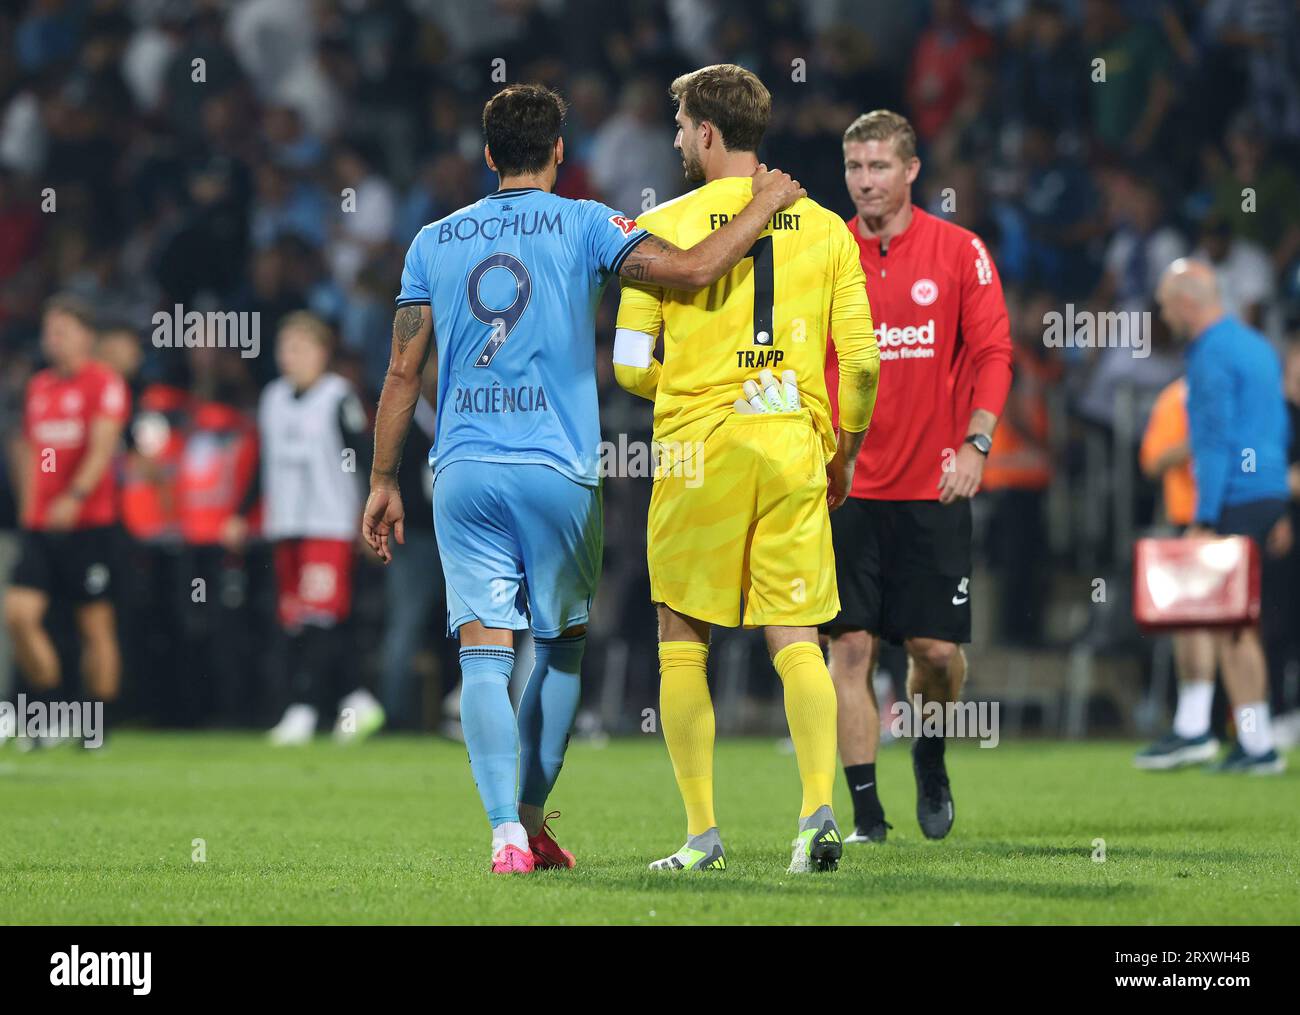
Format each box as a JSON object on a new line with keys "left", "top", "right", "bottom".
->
{"left": 773, "top": 641, "right": 838, "bottom": 818}
{"left": 658, "top": 641, "right": 715, "bottom": 836}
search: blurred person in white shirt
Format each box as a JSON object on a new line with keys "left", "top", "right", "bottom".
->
{"left": 1192, "top": 213, "right": 1275, "bottom": 329}
{"left": 328, "top": 140, "right": 396, "bottom": 290}
{"left": 590, "top": 77, "right": 682, "bottom": 217}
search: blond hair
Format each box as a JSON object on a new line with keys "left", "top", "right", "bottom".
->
{"left": 277, "top": 310, "right": 334, "bottom": 351}
{"left": 843, "top": 110, "right": 917, "bottom": 161}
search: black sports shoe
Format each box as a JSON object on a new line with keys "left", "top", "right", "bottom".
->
{"left": 845, "top": 819, "right": 892, "bottom": 844}
{"left": 1207, "top": 743, "right": 1286, "bottom": 775}
{"left": 1134, "top": 731, "right": 1219, "bottom": 770}
{"left": 912, "top": 741, "right": 954, "bottom": 839}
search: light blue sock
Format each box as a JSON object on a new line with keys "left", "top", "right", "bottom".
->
{"left": 518, "top": 634, "right": 585, "bottom": 808}
{"left": 459, "top": 645, "right": 519, "bottom": 827}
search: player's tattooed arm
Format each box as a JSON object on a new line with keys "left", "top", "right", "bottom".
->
{"left": 365, "top": 304, "right": 434, "bottom": 562}
{"left": 394, "top": 305, "right": 425, "bottom": 357}
{"left": 618, "top": 235, "right": 679, "bottom": 284}
{"left": 617, "top": 164, "right": 805, "bottom": 290}
{"left": 372, "top": 304, "right": 434, "bottom": 482}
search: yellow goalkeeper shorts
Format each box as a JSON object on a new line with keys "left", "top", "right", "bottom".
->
{"left": 647, "top": 408, "right": 838, "bottom": 628}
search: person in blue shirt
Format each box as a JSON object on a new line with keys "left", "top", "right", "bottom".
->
{"left": 1140, "top": 258, "right": 1290, "bottom": 774}
{"left": 361, "top": 84, "right": 805, "bottom": 872}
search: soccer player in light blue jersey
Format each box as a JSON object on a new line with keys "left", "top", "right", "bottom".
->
{"left": 363, "top": 84, "right": 804, "bottom": 873}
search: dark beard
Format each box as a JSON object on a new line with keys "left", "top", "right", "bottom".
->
{"left": 682, "top": 154, "right": 704, "bottom": 183}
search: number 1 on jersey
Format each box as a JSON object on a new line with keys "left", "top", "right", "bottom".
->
{"left": 746, "top": 235, "right": 774, "bottom": 346}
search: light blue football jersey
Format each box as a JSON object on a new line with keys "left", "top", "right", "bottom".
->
{"left": 397, "top": 187, "right": 648, "bottom": 486}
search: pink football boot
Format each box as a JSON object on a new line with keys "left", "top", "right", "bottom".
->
{"left": 490, "top": 844, "right": 535, "bottom": 874}
{"left": 527, "top": 811, "right": 576, "bottom": 870}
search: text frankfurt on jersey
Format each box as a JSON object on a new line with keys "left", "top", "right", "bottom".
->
{"left": 708, "top": 211, "right": 801, "bottom": 231}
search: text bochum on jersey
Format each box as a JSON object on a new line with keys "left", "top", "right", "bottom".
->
{"left": 396, "top": 187, "right": 647, "bottom": 486}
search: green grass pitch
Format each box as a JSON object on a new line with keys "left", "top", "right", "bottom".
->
{"left": 1, "top": 733, "right": 1296, "bottom": 924}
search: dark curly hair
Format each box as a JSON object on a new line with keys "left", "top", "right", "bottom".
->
{"left": 482, "top": 84, "right": 567, "bottom": 177}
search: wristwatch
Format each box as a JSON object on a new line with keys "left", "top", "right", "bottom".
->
{"left": 964, "top": 433, "right": 992, "bottom": 456}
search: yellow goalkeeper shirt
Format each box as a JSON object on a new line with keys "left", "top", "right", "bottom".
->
{"left": 614, "top": 175, "right": 878, "bottom": 463}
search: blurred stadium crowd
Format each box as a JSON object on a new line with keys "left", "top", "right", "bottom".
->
{"left": 2, "top": 0, "right": 1300, "bottom": 734}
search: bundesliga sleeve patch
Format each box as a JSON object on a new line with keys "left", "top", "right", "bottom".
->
{"left": 609, "top": 215, "right": 639, "bottom": 236}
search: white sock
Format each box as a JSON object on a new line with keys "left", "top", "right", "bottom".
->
{"left": 1236, "top": 701, "right": 1274, "bottom": 756}
{"left": 282, "top": 703, "right": 317, "bottom": 725}
{"left": 1172, "top": 681, "right": 1214, "bottom": 739}
{"left": 491, "top": 821, "right": 528, "bottom": 853}
{"left": 338, "top": 688, "right": 380, "bottom": 716}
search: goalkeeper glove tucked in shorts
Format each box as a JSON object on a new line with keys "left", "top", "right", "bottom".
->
{"left": 734, "top": 368, "right": 801, "bottom": 414}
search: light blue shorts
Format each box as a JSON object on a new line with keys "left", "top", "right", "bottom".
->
{"left": 432, "top": 460, "right": 603, "bottom": 639}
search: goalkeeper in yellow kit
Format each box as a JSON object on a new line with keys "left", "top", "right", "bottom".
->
{"left": 614, "top": 64, "right": 880, "bottom": 873}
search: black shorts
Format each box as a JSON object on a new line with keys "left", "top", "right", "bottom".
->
{"left": 822, "top": 498, "right": 972, "bottom": 645}
{"left": 10, "top": 527, "right": 118, "bottom": 603}
{"left": 1216, "top": 498, "right": 1288, "bottom": 545}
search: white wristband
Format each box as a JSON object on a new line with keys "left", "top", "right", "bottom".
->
{"left": 613, "top": 328, "right": 654, "bottom": 368}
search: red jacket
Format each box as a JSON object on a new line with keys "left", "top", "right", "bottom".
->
{"left": 826, "top": 207, "right": 1013, "bottom": 501}
{"left": 121, "top": 383, "right": 189, "bottom": 541}
{"left": 23, "top": 361, "right": 130, "bottom": 529}
{"left": 178, "top": 402, "right": 259, "bottom": 546}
